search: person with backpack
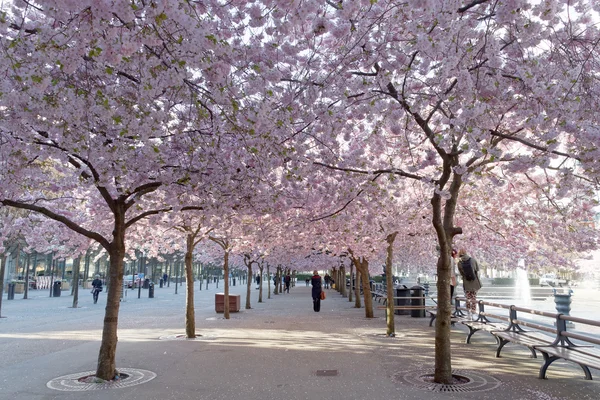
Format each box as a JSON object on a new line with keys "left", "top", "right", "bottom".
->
{"left": 457, "top": 248, "right": 482, "bottom": 320}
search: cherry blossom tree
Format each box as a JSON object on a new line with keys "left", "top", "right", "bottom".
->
{"left": 0, "top": 0, "right": 274, "bottom": 380}
{"left": 260, "top": 0, "right": 600, "bottom": 383}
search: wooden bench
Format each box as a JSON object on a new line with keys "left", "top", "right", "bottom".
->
{"left": 427, "top": 297, "right": 467, "bottom": 327}
{"left": 460, "top": 300, "right": 509, "bottom": 344}
{"left": 376, "top": 295, "right": 437, "bottom": 317}
{"left": 491, "top": 306, "right": 558, "bottom": 358}
{"left": 534, "top": 314, "right": 600, "bottom": 380}
{"left": 372, "top": 290, "right": 387, "bottom": 304}
{"left": 454, "top": 299, "right": 600, "bottom": 380}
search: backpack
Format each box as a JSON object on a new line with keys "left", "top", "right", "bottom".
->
{"left": 461, "top": 258, "right": 476, "bottom": 281}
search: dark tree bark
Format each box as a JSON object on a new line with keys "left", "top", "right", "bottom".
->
{"left": 385, "top": 232, "right": 398, "bottom": 336}
{"left": 185, "top": 234, "right": 197, "bottom": 337}
{"left": 71, "top": 256, "right": 81, "bottom": 308}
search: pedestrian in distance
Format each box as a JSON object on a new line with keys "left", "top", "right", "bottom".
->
{"left": 163, "top": 272, "right": 168, "bottom": 285}
{"left": 324, "top": 273, "right": 330, "bottom": 289}
{"left": 450, "top": 249, "right": 458, "bottom": 304}
{"left": 457, "top": 248, "right": 482, "bottom": 320}
{"left": 256, "top": 274, "right": 261, "bottom": 289}
{"left": 284, "top": 273, "right": 291, "bottom": 293}
{"left": 305, "top": 278, "right": 310, "bottom": 286}
{"left": 311, "top": 270, "right": 322, "bottom": 312}
{"left": 91, "top": 275, "right": 103, "bottom": 304}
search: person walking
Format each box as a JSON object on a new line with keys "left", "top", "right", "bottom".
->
{"left": 324, "top": 273, "right": 330, "bottom": 289}
{"left": 457, "top": 248, "right": 482, "bottom": 320}
{"left": 91, "top": 275, "right": 103, "bottom": 304}
{"left": 256, "top": 274, "right": 261, "bottom": 289}
{"left": 284, "top": 273, "right": 291, "bottom": 293}
{"left": 311, "top": 270, "right": 322, "bottom": 312}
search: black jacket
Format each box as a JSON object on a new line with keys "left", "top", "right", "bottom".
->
{"left": 311, "top": 275, "right": 322, "bottom": 298}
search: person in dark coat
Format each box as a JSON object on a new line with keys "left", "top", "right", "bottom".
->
{"left": 311, "top": 270, "right": 322, "bottom": 312}
{"left": 91, "top": 275, "right": 103, "bottom": 304}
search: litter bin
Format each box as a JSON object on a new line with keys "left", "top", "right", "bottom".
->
{"left": 411, "top": 285, "right": 425, "bottom": 317}
{"left": 143, "top": 278, "right": 150, "bottom": 289}
{"left": 7, "top": 283, "right": 15, "bottom": 300}
{"left": 148, "top": 282, "right": 154, "bottom": 298}
{"left": 394, "top": 285, "right": 410, "bottom": 315}
{"left": 53, "top": 281, "right": 62, "bottom": 297}
{"left": 159, "top": 278, "right": 163, "bottom": 288}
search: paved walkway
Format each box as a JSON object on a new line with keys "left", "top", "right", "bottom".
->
{"left": 0, "top": 282, "right": 598, "bottom": 399}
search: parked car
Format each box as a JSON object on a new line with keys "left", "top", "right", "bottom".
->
{"left": 123, "top": 275, "right": 140, "bottom": 288}
{"left": 539, "top": 273, "right": 567, "bottom": 287}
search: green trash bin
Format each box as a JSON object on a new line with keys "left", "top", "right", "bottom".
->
{"left": 411, "top": 285, "right": 425, "bottom": 317}
{"left": 53, "top": 281, "right": 62, "bottom": 297}
{"left": 394, "top": 286, "right": 410, "bottom": 315}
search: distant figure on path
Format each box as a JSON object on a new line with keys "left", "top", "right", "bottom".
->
{"left": 311, "top": 270, "right": 322, "bottom": 312}
{"left": 457, "top": 248, "right": 482, "bottom": 320}
{"left": 305, "top": 278, "right": 310, "bottom": 286}
{"left": 91, "top": 275, "right": 103, "bottom": 304}
{"left": 284, "top": 273, "right": 291, "bottom": 293}
{"left": 324, "top": 273, "right": 330, "bottom": 289}
{"left": 163, "top": 272, "right": 168, "bottom": 284}
{"left": 256, "top": 274, "right": 261, "bottom": 289}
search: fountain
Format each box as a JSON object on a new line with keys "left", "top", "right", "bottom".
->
{"left": 514, "top": 268, "right": 532, "bottom": 306}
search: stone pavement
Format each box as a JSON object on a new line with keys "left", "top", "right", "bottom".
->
{"left": 0, "top": 282, "right": 598, "bottom": 400}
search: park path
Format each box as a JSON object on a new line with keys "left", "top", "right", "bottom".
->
{"left": 0, "top": 281, "right": 598, "bottom": 399}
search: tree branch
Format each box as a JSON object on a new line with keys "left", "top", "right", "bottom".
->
{"left": 0, "top": 199, "right": 109, "bottom": 250}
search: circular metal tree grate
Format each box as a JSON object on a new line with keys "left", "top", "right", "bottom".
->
{"left": 158, "top": 334, "right": 216, "bottom": 341}
{"left": 47, "top": 368, "right": 156, "bottom": 391}
{"left": 394, "top": 369, "right": 502, "bottom": 393}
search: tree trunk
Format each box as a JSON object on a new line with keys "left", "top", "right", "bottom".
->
{"left": 24, "top": 253, "right": 30, "bottom": 300}
{"left": 245, "top": 264, "right": 252, "bottom": 309}
{"left": 223, "top": 250, "right": 230, "bottom": 319}
{"left": 185, "top": 234, "right": 196, "bottom": 337}
{"left": 71, "top": 256, "right": 81, "bottom": 308}
{"left": 348, "top": 264, "right": 353, "bottom": 302}
{"left": 0, "top": 253, "right": 7, "bottom": 318}
{"left": 267, "top": 264, "right": 271, "bottom": 299}
{"left": 278, "top": 267, "right": 283, "bottom": 293}
{"left": 95, "top": 207, "right": 126, "bottom": 381}
{"left": 354, "top": 268, "right": 361, "bottom": 309}
{"left": 385, "top": 232, "right": 398, "bottom": 337}
{"left": 431, "top": 165, "right": 463, "bottom": 384}
{"left": 340, "top": 266, "right": 346, "bottom": 297}
{"left": 258, "top": 265, "right": 264, "bottom": 303}
{"left": 354, "top": 257, "right": 374, "bottom": 318}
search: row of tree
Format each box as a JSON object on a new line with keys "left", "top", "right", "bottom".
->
{"left": 1, "top": 0, "right": 599, "bottom": 384}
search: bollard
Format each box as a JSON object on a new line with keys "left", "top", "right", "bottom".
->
{"left": 121, "top": 282, "right": 127, "bottom": 302}
{"left": 7, "top": 282, "right": 15, "bottom": 300}
{"left": 159, "top": 278, "right": 163, "bottom": 288}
